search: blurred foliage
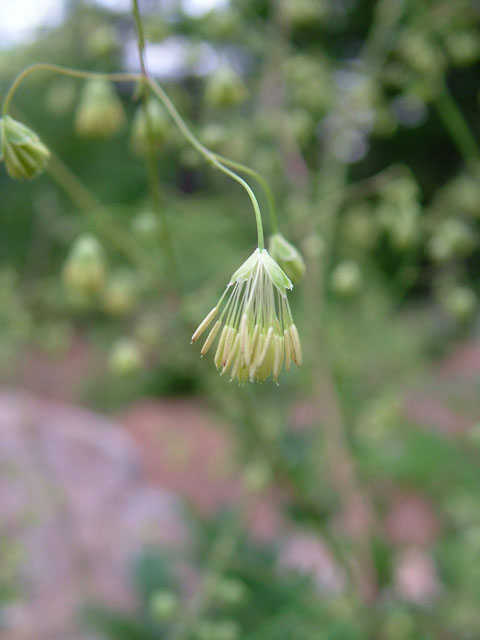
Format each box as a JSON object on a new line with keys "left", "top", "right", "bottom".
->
{"left": 2, "top": 0, "right": 480, "bottom": 638}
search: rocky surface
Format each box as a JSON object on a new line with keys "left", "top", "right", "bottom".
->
{"left": 0, "top": 389, "right": 185, "bottom": 640}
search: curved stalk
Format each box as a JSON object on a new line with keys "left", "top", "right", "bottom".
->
{"left": 212, "top": 153, "right": 278, "bottom": 233}
{"left": 147, "top": 78, "right": 265, "bottom": 249}
{"left": 2, "top": 61, "right": 266, "bottom": 250}
{"left": 2, "top": 64, "right": 138, "bottom": 116}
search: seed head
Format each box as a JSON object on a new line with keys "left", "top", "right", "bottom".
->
{"left": 0, "top": 116, "right": 50, "bottom": 180}
{"left": 191, "top": 248, "right": 301, "bottom": 383}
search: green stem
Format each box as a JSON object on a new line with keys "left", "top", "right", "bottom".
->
{"left": 170, "top": 509, "right": 243, "bottom": 640}
{"left": 147, "top": 78, "right": 265, "bottom": 249}
{"left": 213, "top": 153, "right": 278, "bottom": 233}
{"left": 47, "top": 153, "right": 100, "bottom": 212}
{"left": 131, "top": 0, "right": 147, "bottom": 73}
{"left": 2, "top": 60, "right": 266, "bottom": 249}
{"left": 131, "top": 0, "right": 180, "bottom": 290}
{"left": 435, "top": 78, "right": 480, "bottom": 164}
{"left": 2, "top": 64, "right": 138, "bottom": 116}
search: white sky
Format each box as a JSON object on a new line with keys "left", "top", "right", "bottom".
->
{"left": 0, "top": 0, "right": 228, "bottom": 48}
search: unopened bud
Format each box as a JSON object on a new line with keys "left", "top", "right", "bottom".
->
{"left": 131, "top": 98, "right": 169, "bottom": 154}
{"left": 0, "top": 116, "right": 50, "bottom": 180}
{"left": 62, "top": 234, "right": 106, "bottom": 296}
{"left": 108, "top": 337, "right": 143, "bottom": 375}
{"left": 103, "top": 269, "right": 138, "bottom": 315}
{"left": 131, "top": 209, "right": 161, "bottom": 238}
{"left": 205, "top": 67, "right": 247, "bottom": 109}
{"left": 442, "top": 286, "right": 476, "bottom": 321}
{"left": 269, "top": 233, "right": 306, "bottom": 284}
{"left": 330, "top": 260, "right": 362, "bottom": 295}
{"left": 75, "top": 79, "right": 125, "bottom": 138}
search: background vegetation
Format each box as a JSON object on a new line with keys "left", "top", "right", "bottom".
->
{"left": 2, "top": 0, "right": 480, "bottom": 638}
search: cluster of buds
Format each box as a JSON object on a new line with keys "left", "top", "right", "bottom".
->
{"left": 191, "top": 248, "right": 301, "bottom": 383}
{"left": 0, "top": 115, "right": 50, "bottom": 180}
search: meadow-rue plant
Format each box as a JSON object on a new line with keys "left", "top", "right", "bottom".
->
{"left": 0, "top": 115, "right": 50, "bottom": 180}
{"left": 0, "top": 0, "right": 303, "bottom": 385}
{"left": 191, "top": 248, "right": 301, "bottom": 384}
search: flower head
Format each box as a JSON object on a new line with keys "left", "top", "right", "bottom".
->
{"left": 191, "top": 248, "right": 301, "bottom": 383}
{"left": 0, "top": 116, "right": 50, "bottom": 180}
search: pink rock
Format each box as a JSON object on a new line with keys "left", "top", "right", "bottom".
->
{"left": 0, "top": 389, "right": 186, "bottom": 640}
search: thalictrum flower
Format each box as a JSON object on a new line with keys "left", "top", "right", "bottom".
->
{"left": 191, "top": 248, "right": 301, "bottom": 384}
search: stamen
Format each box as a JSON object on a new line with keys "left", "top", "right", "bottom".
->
{"left": 201, "top": 320, "right": 222, "bottom": 356}
{"left": 191, "top": 306, "right": 217, "bottom": 343}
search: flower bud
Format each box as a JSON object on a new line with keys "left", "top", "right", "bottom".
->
{"left": 134, "top": 313, "right": 160, "bottom": 348}
{"left": 108, "top": 337, "right": 143, "bottom": 376}
{"left": 131, "top": 209, "right": 161, "bottom": 239}
{"left": 269, "top": 233, "right": 306, "bottom": 284}
{"left": 0, "top": 115, "right": 50, "bottom": 180}
{"left": 330, "top": 260, "right": 363, "bottom": 295}
{"left": 442, "top": 286, "right": 476, "bottom": 322}
{"left": 130, "top": 98, "right": 169, "bottom": 154}
{"left": 205, "top": 67, "right": 247, "bottom": 109}
{"left": 103, "top": 269, "right": 138, "bottom": 315}
{"left": 75, "top": 79, "right": 125, "bottom": 138}
{"left": 428, "top": 218, "right": 474, "bottom": 263}
{"left": 62, "top": 234, "right": 106, "bottom": 297}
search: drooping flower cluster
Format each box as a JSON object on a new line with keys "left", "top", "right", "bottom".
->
{"left": 191, "top": 248, "right": 301, "bottom": 383}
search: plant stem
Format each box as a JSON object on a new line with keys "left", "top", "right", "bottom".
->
{"left": 3, "top": 59, "right": 266, "bottom": 249}
{"left": 47, "top": 152, "right": 100, "bottom": 212}
{"left": 435, "top": 79, "right": 480, "bottom": 164}
{"left": 2, "top": 64, "right": 138, "bottom": 116}
{"left": 131, "top": 0, "right": 180, "bottom": 291}
{"left": 213, "top": 153, "right": 278, "bottom": 233}
{"left": 170, "top": 507, "right": 246, "bottom": 640}
{"left": 147, "top": 78, "right": 265, "bottom": 250}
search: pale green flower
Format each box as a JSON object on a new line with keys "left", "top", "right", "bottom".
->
{"left": 191, "top": 248, "right": 301, "bottom": 383}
